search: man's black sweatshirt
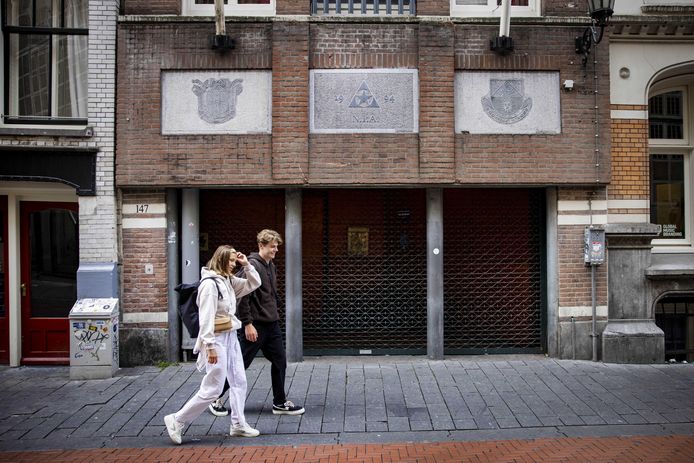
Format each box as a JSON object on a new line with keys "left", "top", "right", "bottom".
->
{"left": 236, "top": 252, "right": 280, "bottom": 326}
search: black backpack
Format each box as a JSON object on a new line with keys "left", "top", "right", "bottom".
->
{"left": 174, "top": 277, "right": 222, "bottom": 338}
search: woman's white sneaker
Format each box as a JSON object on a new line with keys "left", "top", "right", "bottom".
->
{"left": 164, "top": 414, "right": 183, "bottom": 445}
{"left": 230, "top": 424, "right": 260, "bottom": 437}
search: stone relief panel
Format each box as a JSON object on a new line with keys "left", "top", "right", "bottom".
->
{"left": 161, "top": 71, "right": 271, "bottom": 135}
{"left": 310, "top": 69, "right": 419, "bottom": 133}
{"left": 455, "top": 71, "right": 561, "bottom": 134}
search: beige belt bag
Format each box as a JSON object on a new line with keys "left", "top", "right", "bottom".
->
{"left": 214, "top": 315, "right": 232, "bottom": 333}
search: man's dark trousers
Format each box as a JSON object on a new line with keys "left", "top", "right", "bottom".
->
{"left": 239, "top": 320, "right": 287, "bottom": 406}
{"left": 220, "top": 320, "right": 287, "bottom": 406}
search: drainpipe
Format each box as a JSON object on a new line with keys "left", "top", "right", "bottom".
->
{"left": 499, "top": 0, "right": 511, "bottom": 37}
{"left": 211, "top": 0, "right": 234, "bottom": 50}
{"left": 491, "top": 0, "right": 514, "bottom": 54}
{"left": 589, "top": 193, "right": 598, "bottom": 362}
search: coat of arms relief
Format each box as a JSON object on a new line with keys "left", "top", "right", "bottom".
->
{"left": 481, "top": 79, "right": 533, "bottom": 125}
{"left": 192, "top": 78, "right": 244, "bottom": 124}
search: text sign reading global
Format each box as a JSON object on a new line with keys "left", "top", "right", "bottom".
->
{"left": 310, "top": 69, "right": 419, "bottom": 133}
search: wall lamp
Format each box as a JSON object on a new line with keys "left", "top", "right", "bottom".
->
{"left": 575, "top": 0, "right": 615, "bottom": 66}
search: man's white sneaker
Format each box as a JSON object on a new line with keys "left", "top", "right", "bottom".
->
{"left": 272, "top": 400, "right": 305, "bottom": 415}
{"left": 230, "top": 423, "right": 260, "bottom": 437}
{"left": 164, "top": 414, "right": 183, "bottom": 445}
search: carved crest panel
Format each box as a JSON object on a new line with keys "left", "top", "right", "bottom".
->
{"left": 455, "top": 71, "right": 560, "bottom": 134}
{"left": 310, "top": 69, "right": 419, "bottom": 134}
{"left": 161, "top": 71, "right": 271, "bottom": 135}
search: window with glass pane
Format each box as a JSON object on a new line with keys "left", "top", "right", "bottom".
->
{"left": 651, "top": 154, "right": 685, "bottom": 239}
{"left": 452, "top": 0, "right": 537, "bottom": 16}
{"left": 195, "top": 0, "right": 270, "bottom": 3}
{"left": 649, "top": 91, "right": 684, "bottom": 139}
{"left": 2, "top": 0, "right": 88, "bottom": 124}
{"left": 456, "top": 1, "right": 529, "bottom": 6}
{"left": 185, "top": 0, "right": 274, "bottom": 15}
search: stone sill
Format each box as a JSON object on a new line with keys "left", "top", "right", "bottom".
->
{"left": 0, "top": 126, "right": 93, "bottom": 138}
{"left": 645, "top": 264, "right": 694, "bottom": 279}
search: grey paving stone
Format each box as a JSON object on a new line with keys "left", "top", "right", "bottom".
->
{"left": 538, "top": 415, "right": 563, "bottom": 426}
{"left": 410, "top": 420, "right": 434, "bottom": 431}
{"left": 321, "top": 421, "right": 344, "bottom": 433}
{"left": 344, "top": 417, "right": 366, "bottom": 432}
{"left": 366, "top": 405, "right": 387, "bottom": 422}
{"left": 387, "top": 417, "right": 410, "bottom": 432}
{"left": 366, "top": 421, "right": 388, "bottom": 432}
{"left": 453, "top": 418, "right": 477, "bottom": 430}
{"left": 496, "top": 416, "right": 521, "bottom": 429}
{"left": 473, "top": 414, "right": 498, "bottom": 430}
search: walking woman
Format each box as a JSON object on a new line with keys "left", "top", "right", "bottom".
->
{"left": 165, "top": 245, "right": 261, "bottom": 444}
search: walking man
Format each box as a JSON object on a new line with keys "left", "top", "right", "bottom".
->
{"left": 209, "top": 229, "right": 305, "bottom": 417}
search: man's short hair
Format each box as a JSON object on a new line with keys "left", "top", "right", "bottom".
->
{"left": 257, "top": 229, "right": 283, "bottom": 246}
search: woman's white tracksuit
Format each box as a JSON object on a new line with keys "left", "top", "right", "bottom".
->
{"left": 173, "top": 264, "right": 260, "bottom": 428}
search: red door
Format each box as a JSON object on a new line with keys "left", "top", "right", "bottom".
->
{"left": 20, "top": 202, "right": 78, "bottom": 364}
{"left": 0, "top": 196, "right": 8, "bottom": 363}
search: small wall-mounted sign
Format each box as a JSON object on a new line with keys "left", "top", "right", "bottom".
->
{"left": 348, "top": 227, "right": 369, "bottom": 256}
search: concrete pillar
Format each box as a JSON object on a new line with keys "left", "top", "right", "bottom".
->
{"left": 427, "top": 188, "right": 444, "bottom": 359}
{"left": 545, "top": 188, "right": 559, "bottom": 357}
{"left": 285, "top": 189, "right": 303, "bottom": 363}
{"left": 602, "top": 223, "right": 664, "bottom": 363}
{"left": 180, "top": 189, "right": 199, "bottom": 351}
{"left": 166, "top": 189, "right": 180, "bottom": 362}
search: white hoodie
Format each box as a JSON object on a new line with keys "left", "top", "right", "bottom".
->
{"left": 194, "top": 264, "right": 261, "bottom": 371}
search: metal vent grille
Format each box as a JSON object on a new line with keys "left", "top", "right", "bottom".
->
{"left": 302, "top": 189, "right": 427, "bottom": 353}
{"left": 443, "top": 189, "right": 544, "bottom": 353}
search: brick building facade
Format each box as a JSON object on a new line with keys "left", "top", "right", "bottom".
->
{"left": 0, "top": 0, "right": 119, "bottom": 366}
{"left": 114, "top": 0, "right": 694, "bottom": 365}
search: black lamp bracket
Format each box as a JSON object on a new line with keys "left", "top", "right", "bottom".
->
{"left": 575, "top": 20, "right": 607, "bottom": 67}
{"left": 211, "top": 34, "right": 235, "bottom": 51}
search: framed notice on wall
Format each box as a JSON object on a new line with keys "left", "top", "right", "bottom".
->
{"left": 348, "top": 227, "right": 369, "bottom": 256}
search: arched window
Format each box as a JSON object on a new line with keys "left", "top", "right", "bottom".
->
{"left": 655, "top": 294, "right": 694, "bottom": 363}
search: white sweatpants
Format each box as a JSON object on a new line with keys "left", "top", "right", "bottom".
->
{"left": 174, "top": 330, "right": 248, "bottom": 428}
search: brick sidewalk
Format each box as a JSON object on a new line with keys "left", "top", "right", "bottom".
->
{"left": 1, "top": 436, "right": 693, "bottom": 462}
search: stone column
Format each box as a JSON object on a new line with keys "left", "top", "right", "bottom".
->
{"left": 166, "top": 189, "right": 180, "bottom": 362}
{"left": 427, "top": 188, "right": 444, "bottom": 359}
{"left": 602, "top": 223, "right": 664, "bottom": 363}
{"left": 285, "top": 189, "right": 303, "bottom": 363}
{"left": 180, "top": 189, "right": 200, "bottom": 352}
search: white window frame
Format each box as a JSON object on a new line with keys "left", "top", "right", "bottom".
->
{"left": 650, "top": 80, "right": 694, "bottom": 251}
{"left": 183, "top": 0, "right": 276, "bottom": 16}
{"left": 650, "top": 147, "right": 692, "bottom": 249}
{"left": 1, "top": 0, "right": 89, "bottom": 129}
{"left": 648, "top": 86, "right": 689, "bottom": 146}
{"left": 450, "top": 0, "right": 540, "bottom": 18}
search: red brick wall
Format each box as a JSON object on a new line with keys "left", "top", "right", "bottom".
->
{"left": 117, "top": 22, "right": 272, "bottom": 187}
{"left": 272, "top": 22, "right": 310, "bottom": 183}
{"left": 419, "top": 23, "right": 455, "bottom": 181}
{"left": 117, "top": 20, "right": 611, "bottom": 187}
{"left": 277, "top": 0, "right": 309, "bottom": 15}
{"left": 121, "top": 0, "right": 585, "bottom": 17}
{"left": 309, "top": 23, "right": 419, "bottom": 68}
{"left": 417, "top": 0, "right": 449, "bottom": 16}
{"left": 121, "top": 190, "right": 168, "bottom": 324}
{"left": 455, "top": 25, "right": 611, "bottom": 184}
{"left": 557, "top": 188, "right": 608, "bottom": 308}
{"left": 122, "top": 0, "right": 179, "bottom": 15}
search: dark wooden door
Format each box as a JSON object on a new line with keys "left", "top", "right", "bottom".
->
{"left": 20, "top": 201, "right": 78, "bottom": 364}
